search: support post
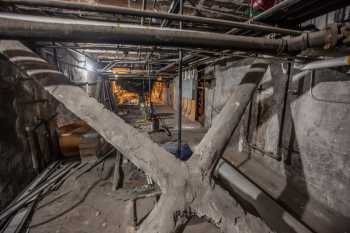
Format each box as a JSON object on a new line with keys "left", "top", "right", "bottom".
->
{"left": 177, "top": 0, "right": 184, "bottom": 156}
{"left": 112, "top": 150, "right": 122, "bottom": 191}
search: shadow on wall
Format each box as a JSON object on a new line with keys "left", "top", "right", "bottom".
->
{"left": 247, "top": 64, "right": 350, "bottom": 233}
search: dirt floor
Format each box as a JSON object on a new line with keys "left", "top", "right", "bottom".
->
{"left": 27, "top": 104, "right": 219, "bottom": 233}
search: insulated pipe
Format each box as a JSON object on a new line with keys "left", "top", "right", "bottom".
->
{"left": 291, "top": 56, "right": 350, "bottom": 83}
{"left": 301, "top": 56, "right": 350, "bottom": 70}
{"left": 0, "top": 13, "right": 281, "bottom": 52}
{"left": 0, "top": 14, "right": 339, "bottom": 53}
{"left": 215, "top": 159, "right": 313, "bottom": 233}
{"left": 0, "top": 0, "right": 301, "bottom": 35}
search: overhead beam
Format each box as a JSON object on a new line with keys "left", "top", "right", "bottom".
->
{"left": 0, "top": 0, "right": 300, "bottom": 35}
{"left": 0, "top": 13, "right": 341, "bottom": 54}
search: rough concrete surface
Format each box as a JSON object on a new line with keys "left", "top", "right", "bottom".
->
{"left": 28, "top": 106, "right": 219, "bottom": 233}
{"left": 204, "top": 58, "right": 350, "bottom": 233}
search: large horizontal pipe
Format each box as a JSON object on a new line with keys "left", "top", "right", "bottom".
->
{"left": 1, "top": 0, "right": 301, "bottom": 35}
{"left": 215, "top": 159, "right": 313, "bottom": 233}
{"left": 0, "top": 14, "right": 340, "bottom": 53}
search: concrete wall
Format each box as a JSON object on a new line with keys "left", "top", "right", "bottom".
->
{"left": 0, "top": 58, "right": 58, "bottom": 209}
{"left": 204, "top": 58, "right": 350, "bottom": 233}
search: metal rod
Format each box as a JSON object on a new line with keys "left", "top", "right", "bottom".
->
{"left": 161, "top": 0, "right": 180, "bottom": 28}
{"left": 140, "top": 0, "right": 146, "bottom": 25}
{"left": 226, "top": 0, "right": 301, "bottom": 35}
{"left": 0, "top": 0, "right": 300, "bottom": 35}
{"left": 0, "top": 162, "right": 78, "bottom": 222}
{"left": 75, "top": 148, "right": 116, "bottom": 180}
{"left": 157, "top": 54, "right": 194, "bottom": 74}
{"left": 148, "top": 61, "right": 152, "bottom": 107}
{"left": 107, "top": 78, "right": 170, "bottom": 82}
{"left": 41, "top": 44, "right": 223, "bottom": 56}
{"left": 0, "top": 13, "right": 338, "bottom": 53}
{"left": 0, "top": 162, "right": 59, "bottom": 232}
{"left": 292, "top": 70, "right": 312, "bottom": 82}
{"left": 104, "top": 74, "right": 173, "bottom": 78}
{"left": 278, "top": 62, "right": 292, "bottom": 162}
{"left": 185, "top": 4, "right": 247, "bottom": 21}
{"left": 177, "top": 0, "right": 183, "bottom": 157}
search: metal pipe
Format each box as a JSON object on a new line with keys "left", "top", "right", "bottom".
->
{"left": 177, "top": 0, "right": 183, "bottom": 157}
{"left": 185, "top": 4, "right": 247, "bottom": 21}
{"left": 253, "top": 0, "right": 301, "bottom": 21}
{"left": 226, "top": 0, "right": 303, "bottom": 35}
{"left": 0, "top": 13, "right": 338, "bottom": 53}
{"left": 0, "top": 162, "right": 78, "bottom": 222}
{"left": 278, "top": 62, "right": 292, "bottom": 162}
{"left": 157, "top": 55, "right": 194, "bottom": 74}
{"left": 148, "top": 61, "right": 152, "bottom": 106}
{"left": 108, "top": 78, "right": 169, "bottom": 82}
{"left": 301, "top": 56, "right": 350, "bottom": 70}
{"left": 292, "top": 70, "right": 311, "bottom": 82}
{"left": 140, "top": 0, "right": 146, "bottom": 26}
{"left": 25, "top": 126, "right": 42, "bottom": 174}
{"left": 0, "top": 0, "right": 300, "bottom": 35}
{"left": 215, "top": 159, "right": 313, "bottom": 233}
{"left": 42, "top": 44, "right": 224, "bottom": 56}
{"left": 161, "top": 0, "right": 179, "bottom": 27}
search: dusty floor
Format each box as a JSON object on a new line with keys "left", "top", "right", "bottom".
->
{"left": 28, "top": 104, "right": 219, "bottom": 233}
